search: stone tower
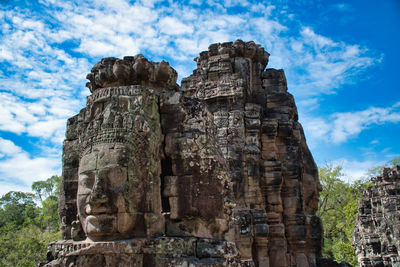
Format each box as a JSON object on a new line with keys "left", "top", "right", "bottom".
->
{"left": 43, "top": 40, "right": 322, "bottom": 267}
{"left": 353, "top": 165, "right": 400, "bottom": 267}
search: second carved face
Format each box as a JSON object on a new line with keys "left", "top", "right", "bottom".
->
{"left": 77, "top": 143, "right": 145, "bottom": 241}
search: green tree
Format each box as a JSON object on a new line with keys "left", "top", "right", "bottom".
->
{"left": 0, "top": 191, "right": 38, "bottom": 228}
{"left": 366, "top": 155, "right": 400, "bottom": 177}
{"left": 0, "top": 224, "right": 59, "bottom": 267}
{"left": 318, "top": 164, "right": 370, "bottom": 266}
{"left": 0, "top": 175, "right": 61, "bottom": 267}
{"left": 32, "top": 175, "right": 61, "bottom": 231}
{"left": 317, "top": 164, "right": 345, "bottom": 218}
{"left": 32, "top": 175, "right": 61, "bottom": 203}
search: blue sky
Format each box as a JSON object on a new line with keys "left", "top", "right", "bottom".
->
{"left": 0, "top": 0, "right": 399, "bottom": 195}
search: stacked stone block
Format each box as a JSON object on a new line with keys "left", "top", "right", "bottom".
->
{"left": 353, "top": 166, "right": 400, "bottom": 267}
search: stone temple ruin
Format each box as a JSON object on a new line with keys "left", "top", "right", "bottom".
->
{"left": 353, "top": 165, "right": 400, "bottom": 267}
{"left": 42, "top": 40, "right": 323, "bottom": 266}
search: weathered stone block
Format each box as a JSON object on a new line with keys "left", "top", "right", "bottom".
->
{"left": 353, "top": 165, "right": 400, "bottom": 267}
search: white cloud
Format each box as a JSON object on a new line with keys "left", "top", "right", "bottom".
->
{"left": 252, "top": 17, "right": 287, "bottom": 36}
{"left": 0, "top": 0, "right": 384, "bottom": 193}
{"left": 0, "top": 138, "right": 60, "bottom": 187}
{"left": 176, "top": 38, "right": 206, "bottom": 55}
{"left": 189, "top": 0, "right": 202, "bottom": 5}
{"left": 301, "top": 27, "right": 335, "bottom": 48}
{"left": 330, "top": 158, "right": 385, "bottom": 182}
{"left": 0, "top": 93, "right": 77, "bottom": 142}
{"left": 281, "top": 27, "right": 379, "bottom": 97}
{"left": 370, "top": 139, "right": 379, "bottom": 145}
{"left": 301, "top": 116, "right": 330, "bottom": 148}
{"left": 0, "top": 45, "right": 13, "bottom": 61}
{"left": 1, "top": 0, "right": 373, "bottom": 100}
{"left": 223, "top": 0, "right": 250, "bottom": 7}
{"left": 0, "top": 93, "right": 32, "bottom": 134}
{"left": 27, "top": 119, "right": 66, "bottom": 140}
{"left": 0, "top": 2, "right": 381, "bottom": 132}
{"left": 302, "top": 103, "right": 400, "bottom": 145}
{"left": 333, "top": 3, "right": 351, "bottom": 11}
{"left": 0, "top": 137, "right": 22, "bottom": 155}
{"left": 331, "top": 105, "right": 400, "bottom": 143}
{"left": 0, "top": 182, "right": 33, "bottom": 197}
{"left": 158, "top": 17, "right": 194, "bottom": 35}
{"left": 77, "top": 40, "right": 123, "bottom": 57}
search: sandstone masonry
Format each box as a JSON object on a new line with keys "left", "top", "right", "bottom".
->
{"left": 43, "top": 40, "right": 323, "bottom": 267}
{"left": 353, "top": 165, "right": 400, "bottom": 267}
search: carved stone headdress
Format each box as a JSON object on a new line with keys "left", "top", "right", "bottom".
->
{"left": 76, "top": 54, "right": 178, "bottom": 158}
{"left": 77, "top": 87, "right": 153, "bottom": 159}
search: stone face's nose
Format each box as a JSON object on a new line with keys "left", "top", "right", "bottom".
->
{"left": 89, "top": 172, "right": 109, "bottom": 204}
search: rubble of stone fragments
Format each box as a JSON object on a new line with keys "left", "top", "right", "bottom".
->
{"left": 353, "top": 165, "right": 400, "bottom": 267}
{"left": 42, "top": 40, "right": 323, "bottom": 267}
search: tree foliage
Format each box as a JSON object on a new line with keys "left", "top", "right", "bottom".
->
{"left": 318, "top": 164, "right": 370, "bottom": 266}
{"left": 0, "top": 224, "right": 59, "bottom": 267}
{"left": 0, "top": 191, "right": 37, "bottom": 228}
{"left": 0, "top": 176, "right": 61, "bottom": 267}
{"left": 32, "top": 175, "right": 61, "bottom": 230}
{"left": 366, "top": 155, "right": 400, "bottom": 177}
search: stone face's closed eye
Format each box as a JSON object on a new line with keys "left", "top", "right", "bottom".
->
{"left": 107, "top": 167, "right": 127, "bottom": 187}
{"left": 78, "top": 173, "right": 94, "bottom": 194}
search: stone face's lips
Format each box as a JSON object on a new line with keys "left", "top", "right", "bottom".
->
{"left": 85, "top": 204, "right": 114, "bottom": 215}
{"left": 86, "top": 214, "right": 115, "bottom": 223}
{"left": 85, "top": 215, "right": 115, "bottom": 237}
{"left": 86, "top": 213, "right": 116, "bottom": 222}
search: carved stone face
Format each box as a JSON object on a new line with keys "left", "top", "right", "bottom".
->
{"left": 77, "top": 143, "right": 143, "bottom": 241}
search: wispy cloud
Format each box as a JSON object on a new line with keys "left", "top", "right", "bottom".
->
{"left": 0, "top": 183, "right": 33, "bottom": 197}
{"left": 282, "top": 27, "right": 380, "bottom": 97}
{"left": 0, "top": 92, "right": 77, "bottom": 143}
{"left": 333, "top": 3, "right": 351, "bottom": 11}
{"left": 303, "top": 102, "right": 400, "bottom": 145}
{"left": 1, "top": 0, "right": 375, "bottom": 98}
{"left": 330, "top": 158, "right": 386, "bottom": 182}
{"left": 331, "top": 106, "right": 400, "bottom": 143}
{"left": 0, "top": 137, "right": 60, "bottom": 191}
{"left": 159, "top": 17, "right": 194, "bottom": 35}
{"left": 0, "top": 138, "right": 23, "bottom": 155}
{"left": 0, "top": 0, "right": 383, "bottom": 189}
{"left": 370, "top": 139, "right": 379, "bottom": 145}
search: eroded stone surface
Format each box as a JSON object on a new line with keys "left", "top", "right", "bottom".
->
{"left": 42, "top": 238, "right": 242, "bottom": 267}
{"left": 45, "top": 40, "right": 322, "bottom": 267}
{"left": 353, "top": 166, "right": 400, "bottom": 267}
{"left": 86, "top": 55, "right": 178, "bottom": 92}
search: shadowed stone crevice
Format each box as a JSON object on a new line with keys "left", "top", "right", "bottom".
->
{"left": 159, "top": 94, "right": 173, "bottom": 215}
{"left": 160, "top": 156, "right": 172, "bottom": 213}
